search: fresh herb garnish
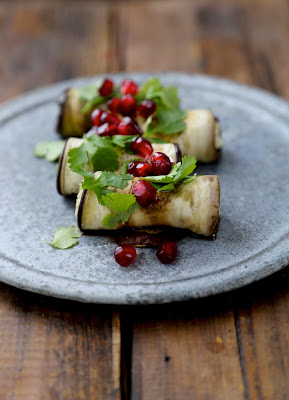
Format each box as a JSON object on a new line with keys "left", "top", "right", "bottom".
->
{"left": 102, "top": 193, "right": 140, "bottom": 229}
{"left": 146, "top": 109, "right": 187, "bottom": 136}
{"left": 81, "top": 171, "right": 133, "bottom": 205}
{"left": 42, "top": 226, "right": 82, "bottom": 249}
{"left": 34, "top": 140, "right": 65, "bottom": 162}
{"left": 68, "top": 134, "right": 119, "bottom": 173}
{"left": 136, "top": 77, "right": 180, "bottom": 110}
{"left": 142, "top": 155, "right": 197, "bottom": 192}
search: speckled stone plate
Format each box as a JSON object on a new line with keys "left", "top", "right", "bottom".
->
{"left": 1, "top": 73, "right": 289, "bottom": 304}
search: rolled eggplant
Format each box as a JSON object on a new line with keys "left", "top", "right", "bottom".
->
{"left": 76, "top": 174, "right": 220, "bottom": 237}
{"left": 57, "top": 138, "right": 180, "bottom": 196}
{"left": 147, "top": 110, "right": 222, "bottom": 163}
{"left": 56, "top": 89, "right": 221, "bottom": 162}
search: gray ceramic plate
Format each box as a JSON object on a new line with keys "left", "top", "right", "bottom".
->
{"left": 1, "top": 73, "right": 289, "bottom": 304}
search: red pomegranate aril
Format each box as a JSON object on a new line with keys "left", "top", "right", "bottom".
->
{"left": 86, "top": 126, "right": 98, "bottom": 138}
{"left": 137, "top": 100, "right": 156, "bottom": 119}
{"left": 132, "top": 180, "right": 157, "bottom": 207}
{"left": 151, "top": 152, "right": 172, "bottom": 175}
{"left": 98, "top": 123, "right": 118, "bottom": 137}
{"left": 117, "top": 117, "right": 143, "bottom": 136}
{"left": 99, "top": 78, "right": 114, "bottom": 97}
{"left": 114, "top": 244, "right": 137, "bottom": 267}
{"left": 100, "top": 112, "right": 121, "bottom": 126}
{"left": 120, "top": 94, "right": 137, "bottom": 116}
{"left": 130, "top": 137, "right": 153, "bottom": 160}
{"left": 91, "top": 109, "right": 104, "bottom": 126}
{"left": 156, "top": 241, "right": 178, "bottom": 264}
{"left": 107, "top": 97, "right": 121, "bottom": 113}
{"left": 127, "top": 161, "right": 154, "bottom": 177}
{"left": 120, "top": 79, "right": 138, "bottom": 95}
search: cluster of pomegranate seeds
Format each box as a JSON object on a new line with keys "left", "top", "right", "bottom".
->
{"left": 132, "top": 180, "right": 157, "bottom": 207}
{"left": 137, "top": 100, "right": 156, "bottom": 119}
{"left": 130, "top": 137, "right": 153, "bottom": 160}
{"left": 120, "top": 79, "right": 138, "bottom": 95}
{"left": 114, "top": 241, "right": 178, "bottom": 267}
{"left": 127, "top": 161, "right": 154, "bottom": 177}
{"left": 151, "top": 152, "right": 172, "bottom": 175}
{"left": 114, "top": 244, "right": 137, "bottom": 267}
{"left": 91, "top": 109, "right": 104, "bottom": 126}
{"left": 99, "top": 78, "right": 114, "bottom": 97}
{"left": 156, "top": 241, "right": 178, "bottom": 264}
{"left": 98, "top": 123, "right": 118, "bottom": 136}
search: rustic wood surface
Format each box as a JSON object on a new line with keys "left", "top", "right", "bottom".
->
{"left": 0, "top": 0, "right": 288, "bottom": 399}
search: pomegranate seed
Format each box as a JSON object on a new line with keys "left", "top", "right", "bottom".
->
{"left": 120, "top": 79, "right": 138, "bottom": 95}
{"left": 130, "top": 137, "right": 153, "bottom": 160}
{"left": 86, "top": 126, "right": 98, "bottom": 138}
{"left": 137, "top": 100, "right": 156, "bottom": 119}
{"left": 132, "top": 180, "right": 157, "bottom": 207}
{"left": 91, "top": 109, "right": 104, "bottom": 126}
{"left": 117, "top": 117, "right": 143, "bottom": 136}
{"left": 107, "top": 97, "right": 121, "bottom": 113}
{"left": 114, "top": 244, "right": 137, "bottom": 267}
{"left": 156, "top": 241, "right": 177, "bottom": 264}
{"left": 120, "top": 94, "right": 137, "bottom": 116}
{"left": 151, "top": 152, "right": 172, "bottom": 175}
{"left": 98, "top": 123, "right": 118, "bottom": 137}
{"left": 127, "top": 161, "right": 154, "bottom": 177}
{"left": 100, "top": 112, "right": 121, "bottom": 126}
{"left": 99, "top": 78, "right": 114, "bottom": 97}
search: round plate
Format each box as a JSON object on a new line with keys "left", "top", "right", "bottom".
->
{"left": 1, "top": 73, "right": 289, "bottom": 304}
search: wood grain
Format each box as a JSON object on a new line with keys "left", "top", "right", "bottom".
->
{"left": 131, "top": 297, "right": 245, "bottom": 400}
{"left": 0, "top": 284, "right": 121, "bottom": 400}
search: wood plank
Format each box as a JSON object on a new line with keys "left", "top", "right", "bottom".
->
{"left": 0, "top": 283, "right": 121, "bottom": 400}
{"left": 131, "top": 297, "right": 245, "bottom": 400}
{"left": 234, "top": 267, "right": 289, "bottom": 400}
{"left": 0, "top": 1, "right": 110, "bottom": 103}
{"left": 0, "top": 2, "right": 122, "bottom": 399}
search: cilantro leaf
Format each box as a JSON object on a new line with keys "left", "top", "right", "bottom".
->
{"left": 34, "top": 140, "right": 65, "bottom": 162}
{"left": 142, "top": 155, "right": 197, "bottom": 191}
{"left": 102, "top": 214, "right": 121, "bottom": 229}
{"left": 101, "top": 193, "right": 140, "bottom": 228}
{"left": 137, "top": 77, "right": 180, "bottom": 110}
{"left": 91, "top": 147, "right": 119, "bottom": 172}
{"left": 68, "top": 135, "right": 117, "bottom": 173}
{"left": 78, "top": 81, "right": 102, "bottom": 101}
{"left": 81, "top": 172, "right": 133, "bottom": 205}
{"left": 147, "top": 109, "right": 186, "bottom": 136}
{"left": 111, "top": 135, "right": 138, "bottom": 148}
{"left": 42, "top": 226, "right": 82, "bottom": 249}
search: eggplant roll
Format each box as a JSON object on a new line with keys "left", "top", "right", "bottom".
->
{"left": 76, "top": 175, "right": 220, "bottom": 237}
{"left": 57, "top": 138, "right": 180, "bottom": 196}
{"left": 56, "top": 89, "right": 221, "bottom": 163}
{"left": 149, "top": 110, "right": 222, "bottom": 163}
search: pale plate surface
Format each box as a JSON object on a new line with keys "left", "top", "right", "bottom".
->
{"left": 1, "top": 73, "right": 289, "bottom": 304}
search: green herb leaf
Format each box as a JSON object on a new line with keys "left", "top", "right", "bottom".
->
{"left": 137, "top": 77, "right": 180, "bottom": 110}
{"left": 101, "top": 193, "right": 140, "bottom": 228}
{"left": 81, "top": 172, "right": 132, "bottom": 205}
{"left": 42, "top": 226, "right": 82, "bottom": 249}
{"left": 78, "top": 81, "right": 102, "bottom": 101}
{"left": 111, "top": 135, "right": 138, "bottom": 148}
{"left": 34, "top": 140, "right": 65, "bottom": 162}
{"left": 102, "top": 213, "right": 121, "bottom": 229}
{"left": 91, "top": 147, "right": 119, "bottom": 172}
{"left": 142, "top": 155, "right": 197, "bottom": 191}
{"left": 147, "top": 109, "right": 186, "bottom": 136}
{"left": 68, "top": 135, "right": 116, "bottom": 172}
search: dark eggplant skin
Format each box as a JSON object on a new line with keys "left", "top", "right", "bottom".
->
{"left": 56, "top": 88, "right": 92, "bottom": 138}
{"left": 174, "top": 143, "right": 182, "bottom": 163}
{"left": 56, "top": 139, "right": 69, "bottom": 195}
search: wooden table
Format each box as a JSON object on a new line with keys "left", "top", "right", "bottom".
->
{"left": 0, "top": 1, "right": 289, "bottom": 399}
